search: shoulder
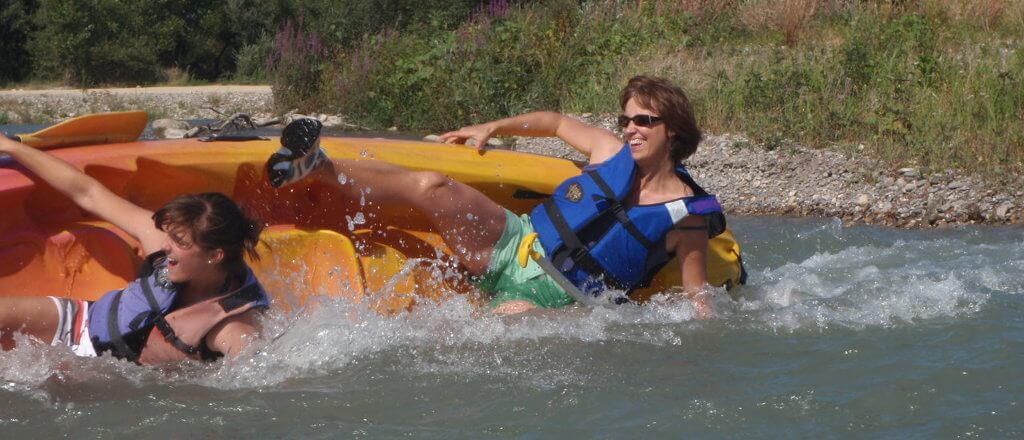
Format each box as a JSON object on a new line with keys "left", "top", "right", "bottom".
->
{"left": 587, "top": 139, "right": 625, "bottom": 165}
{"left": 554, "top": 116, "right": 622, "bottom": 162}
{"left": 205, "top": 310, "right": 263, "bottom": 358}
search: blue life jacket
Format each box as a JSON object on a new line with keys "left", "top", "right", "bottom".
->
{"left": 530, "top": 144, "right": 726, "bottom": 296}
{"left": 88, "top": 252, "right": 270, "bottom": 362}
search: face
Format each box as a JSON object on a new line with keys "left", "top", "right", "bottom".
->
{"left": 161, "top": 225, "right": 222, "bottom": 283}
{"left": 620, "top": 97, "right": 674, "bottom": 163}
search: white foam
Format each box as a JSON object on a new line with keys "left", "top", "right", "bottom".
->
{"left": 737, "top": 237, "right": 995, "bottom": 332}
{"left": 3, "top": 222, "right": 1018, "bottom": 392}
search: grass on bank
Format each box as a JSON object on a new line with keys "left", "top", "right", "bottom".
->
{"left": 2, "top": 67, "right": 213, "bottom": 90}
{"left": 267, "top": 0, "right": 1023, "bottom": 180}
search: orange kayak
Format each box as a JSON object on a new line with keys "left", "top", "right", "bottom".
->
{"left": 0, "top": 113, "right": 745, "bottom": 313}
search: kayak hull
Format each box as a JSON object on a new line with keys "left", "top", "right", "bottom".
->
{"left": 0, "top": 136, "right": 744, "bottom": 311}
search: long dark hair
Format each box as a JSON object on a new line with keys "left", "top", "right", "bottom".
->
{"left": 152, "top": 193, "right": 262, "bottom": 272}
{"left": 619, "top": 75, "right": 702, "bottom": 162}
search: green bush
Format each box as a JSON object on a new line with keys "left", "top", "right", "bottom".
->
{"left": 294, "top": 0, "right": 492, "bottom": 47}
{"left": 29, "top": 0, "right": 182, "bottom": 85}
{"left": 172, "top": 0, "right": 292, "bottom": 81}
{"left": 267, "top": 19, "right": 331, "bottom": 111}
{"left": 233, "top": 33, "right": 274, "bottom": 82}
{"left": 25, "top": 0, "right": 293, "bottom": 85}
{"left": 0, "top": 0, "right": 36, "bottom": 85}
{"left": 295, "top": 0, "right": 694, "bottom": 130}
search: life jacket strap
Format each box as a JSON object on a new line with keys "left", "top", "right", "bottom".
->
{"left": 152, "top": 315, "right": 201, "bottom": 354}
{"left": 105, "top": 290, "right": 140, "bottom": 362}
{"left": 139, "top": 276, "right": 201, "bottom": 355}
{"left": 586, "top": 170, "right": 655, "bottom": 249}
{"left": 219, "top": 282, "right": 264, "bottom": 312}
{"left": 542, "top": 199, "right": 627, "bottom": 290}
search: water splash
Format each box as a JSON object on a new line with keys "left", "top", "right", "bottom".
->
{"left": 2, "top": 219, "right": 1019, "bottom": 394}
{"left": 734, "top": 226, "right": 1009, "bottom": 332}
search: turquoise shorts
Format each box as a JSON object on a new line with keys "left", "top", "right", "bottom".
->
{"left": 473, "top": 210, "right": 574, "bottom": 309}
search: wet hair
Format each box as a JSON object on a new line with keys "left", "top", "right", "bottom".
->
{"left": 619, "top": 75, "right": 702, "bottom": 162}
{"left": 152, "top": 193, "right": 263, "bottom": 272}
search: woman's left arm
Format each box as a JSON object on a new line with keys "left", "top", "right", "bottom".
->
{"left": 206, "top": 313, "right": 262, "bottom": 359}
{"left": 668, "top": 216, "right": 711, "bottom": 316}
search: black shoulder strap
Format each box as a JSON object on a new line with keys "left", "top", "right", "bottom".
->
{"left": 675, "top": 166, "right": 709, "bottom": 196}
{"left": 218, "top": 281, "right": 263, "bottom": 312}
{"left": 105, "top": 290, "right": 140, "bottom": 362}
{"left": 139, "top": 277, "right": 201, "bottom": 355}
{"left": 586, "top": 170, "right": 655, "bottom": 249}
{"left": 152, "top": 316, "right": 202, "bottom": 354}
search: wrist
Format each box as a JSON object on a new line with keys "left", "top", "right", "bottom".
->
{"left": 0, "top": 136, "right": 18, "bottom": 153}
{"left": 484, "top": 122, "right": 500, "bottom": 137}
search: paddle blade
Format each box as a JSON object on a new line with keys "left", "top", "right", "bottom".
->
{"left": 15, "top": 111, "right": 149, "bottom": 150}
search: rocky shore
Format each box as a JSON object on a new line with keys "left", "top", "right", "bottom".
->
{"left": 2, "top": 87, "right": 1019, "bottom": 228}
{"left": 0, "top": 85, "right": 275, "bottom": 121}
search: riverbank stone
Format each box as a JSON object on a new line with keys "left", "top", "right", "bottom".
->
{"left": 151, "top": 118, "right": 190, "bottom": 139}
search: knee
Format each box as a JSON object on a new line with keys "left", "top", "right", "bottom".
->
{"left": 410, "top": 171, "right": 452, "bottom": 200}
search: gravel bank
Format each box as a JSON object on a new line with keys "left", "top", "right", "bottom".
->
{"left": 0, "top": 85, "right": 274, "bottom": 121}
{"left": 2, "top": 88, "right": 1019, "bottom": 227}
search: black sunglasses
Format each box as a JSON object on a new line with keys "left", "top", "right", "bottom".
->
{"left": 617, "top": 114, "right": 663, "bottom": 128}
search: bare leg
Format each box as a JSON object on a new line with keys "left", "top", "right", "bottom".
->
{"left": 312, "top": 159, "right": 507, "bottom": 275}
{"left": 0, "top": 297, "right": 60, "bottom": 350}
{"left": 491, "top": 300, "right": 537, "bottom": 315}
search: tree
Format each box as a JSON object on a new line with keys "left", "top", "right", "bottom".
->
{"left": 30, "top": 0, "right": 183, "bottom": 86}
{"left": 0, "top": 0, "right": 37, "bottom": 85}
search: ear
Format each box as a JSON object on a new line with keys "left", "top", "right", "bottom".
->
{"left": 207, "top": 248, "right": 226, "bottom": 265}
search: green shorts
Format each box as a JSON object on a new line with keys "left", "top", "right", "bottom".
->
{"left": 474, "top": 210, "right": 574, "bottom": 309}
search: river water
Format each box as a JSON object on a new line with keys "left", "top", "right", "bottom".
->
{"left": 1, "top": 215, "right": 1022, "bottom": 438}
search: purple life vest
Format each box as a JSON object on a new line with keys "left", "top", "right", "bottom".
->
{"left": 88, "top": 252, "right": 269, "bottom": 362}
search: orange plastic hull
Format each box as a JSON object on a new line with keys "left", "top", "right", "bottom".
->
{"left": 0, "top": 137, "right": 581, "bottom": 313}
{"left": 0, "top": 136, "right": 743, "bottom": 311}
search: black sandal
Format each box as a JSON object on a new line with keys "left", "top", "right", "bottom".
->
{"left": 266, "top": 118, "right": 327, "bottom": 188}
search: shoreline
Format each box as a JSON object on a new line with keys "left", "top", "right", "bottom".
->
{"left": 0, "top": 85, "right": 275, "bottom": 121}
{"left": 2, "top": 86, "right": 1019, "bottom": 228}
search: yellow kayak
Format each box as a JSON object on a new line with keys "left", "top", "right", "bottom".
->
{"left": 0, "top": 112, "right": 745, "bottom": 313}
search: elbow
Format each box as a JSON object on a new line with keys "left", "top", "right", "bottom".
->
{"left": 73, "top": 182, "right": 100, "bottom": 204}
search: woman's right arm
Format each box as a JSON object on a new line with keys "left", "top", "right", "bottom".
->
{"left": 0, "top": 136, "right": 165, "bottom": 252}
{"left": 438, "top": 112, "right": 623, "bottom": 164}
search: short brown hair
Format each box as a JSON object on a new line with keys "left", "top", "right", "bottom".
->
{"left": 619, "top": 75, "right": 702, "bottom": 161}
{"left": 152, "top": 192, "right": 263, "bottom": 272}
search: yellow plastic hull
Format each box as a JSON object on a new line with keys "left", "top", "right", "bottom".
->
{"left": 0, "top": 137, "right": 743, "bottom": 312}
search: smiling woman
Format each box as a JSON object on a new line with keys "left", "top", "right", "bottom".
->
{"left": 437, "top": 75, "right": 729, "bottom": 315}
{"left": 0, "top": 135, "right": 270, "bottom": 365}
{"left": 267, "top": 75, "right": 743, "bottom": 316}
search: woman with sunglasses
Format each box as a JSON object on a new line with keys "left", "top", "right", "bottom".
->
{"left": 268, "top": 76, "right": 724, "bottom": 315}
{"left": 0, "top": 135, "right": 270, "bottom": 364}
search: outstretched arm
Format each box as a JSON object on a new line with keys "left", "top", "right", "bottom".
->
{"left": 437, "top": 112, "right": 623, "bottom": 164}
{"left": 0, "top": 136, "right": 165, "bottom": 253}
